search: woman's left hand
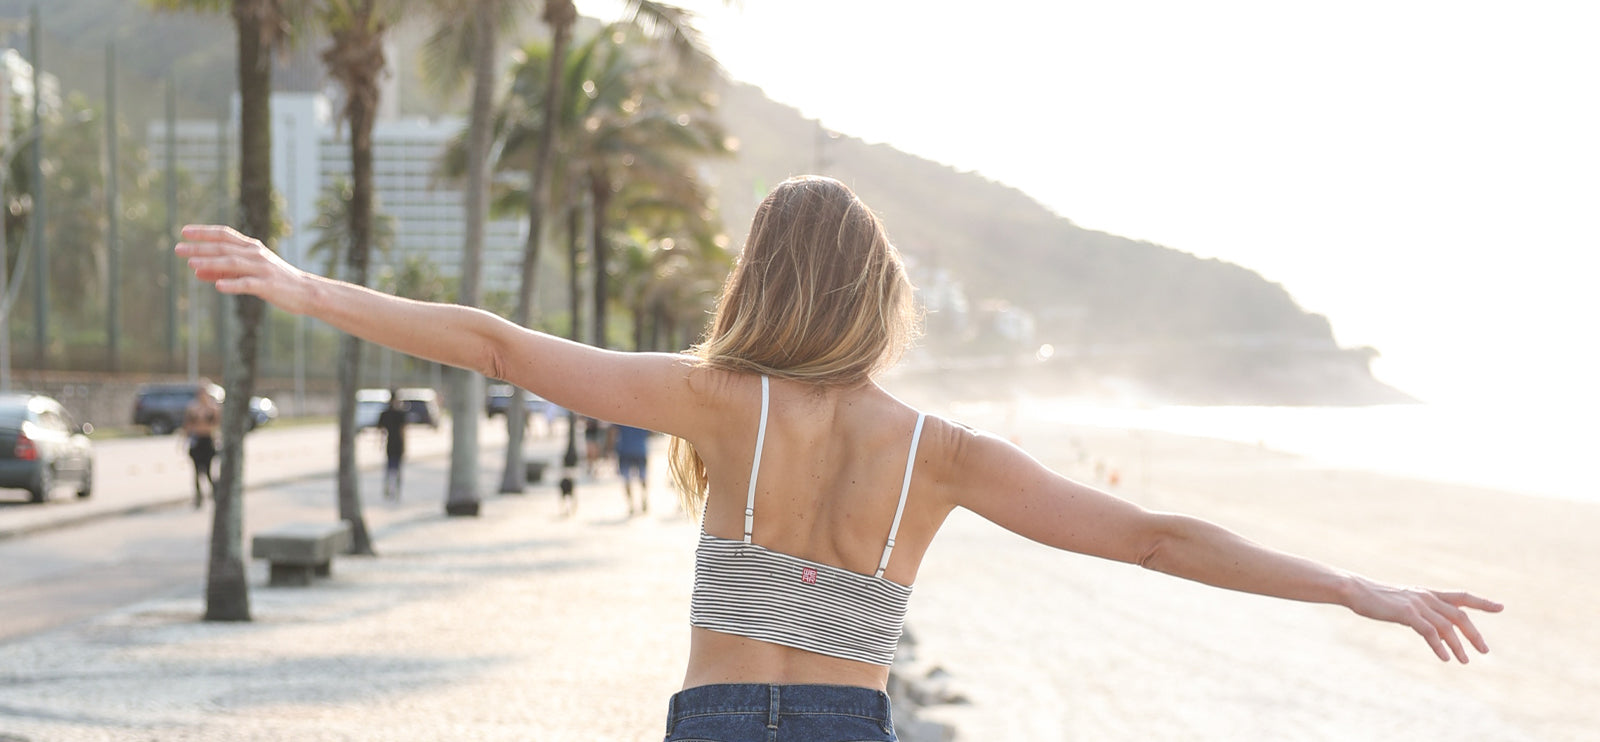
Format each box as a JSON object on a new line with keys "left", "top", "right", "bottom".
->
{"left": 1345, "top": 579, "right": 1503, "bottom": 662}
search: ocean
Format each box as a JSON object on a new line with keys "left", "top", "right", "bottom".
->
{"left": 1013, "top": 396, "right": 1599, "bottom": 505}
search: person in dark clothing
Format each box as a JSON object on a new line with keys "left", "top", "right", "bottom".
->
{"left": 181, "top": 388, "right": 221, "bottom": 509}
{"left": 583, "top": 416, "right": 608, "bottom": 477}
{"left": 376, "top": 391, "right": 408, "bottom": 500}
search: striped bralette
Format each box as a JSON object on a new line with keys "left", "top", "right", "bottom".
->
{"left": 689, "top": 376, "right": 926, "bottom": 666}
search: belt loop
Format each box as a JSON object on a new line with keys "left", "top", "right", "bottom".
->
{"left": 664, "top": 691, "right": 677, "bottom": 735}
{"left": 879, "top": 689, "right": 894, "bottom": 734}
{"left": 767, "top": 684, "right": 780, "bottom": 730}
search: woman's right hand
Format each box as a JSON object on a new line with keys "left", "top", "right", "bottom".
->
{"left": 176, "top": 225, "right": 313, "bottom": 314}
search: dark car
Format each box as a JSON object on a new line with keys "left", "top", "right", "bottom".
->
{"left": 355, "top": 388, "right": 441, "bottom": 431}
{"left": 132, "top": 383, "right": 276, "bottom": 434}
{"left": 0, "top": 393, "right": 93, "bottom": 503}
{"left": 484, "top": 383, "right": 547, "bottom": 418}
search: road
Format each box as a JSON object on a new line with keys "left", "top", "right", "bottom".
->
{"left": 0, "top": 418, "right": 544, "bottom": 642}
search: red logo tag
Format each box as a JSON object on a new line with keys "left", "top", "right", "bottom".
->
{"left": 800, "top": 567, "right": 818, "bottom": 585}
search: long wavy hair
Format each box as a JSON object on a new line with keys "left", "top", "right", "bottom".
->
{"left": 669, "top": 175, "right": 918, "bottom": 514}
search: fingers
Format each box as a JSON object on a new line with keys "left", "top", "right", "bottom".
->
{"left": 1426, "top": 606, "right": 1468, "bottom": 663}
{"left": 1410, "top": 591, "right": 1497, "bottom": 663}
{"left": 1436, "top": 591, "right": 1499, "bottom": 655}
{"left": 175, "top": 225, "right": 267, "bottom": 266}
{"left": 179, "top": 224, "right": 250, "bottom": 243}
{"left": 1439, "top": 590, "right": 1505, "bottom": 613}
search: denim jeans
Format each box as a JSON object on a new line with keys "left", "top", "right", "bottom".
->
{"left": 664, "top": 683, "right": 897, "bottom": 742}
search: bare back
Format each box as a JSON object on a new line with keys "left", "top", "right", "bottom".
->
{"left": 183, "top": 398, "right": 220, "bottom": 438}
{"left": 682, "top": 372, "right": 959, "bottom": 690}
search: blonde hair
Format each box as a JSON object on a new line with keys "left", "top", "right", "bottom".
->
{"left": 669, "top": 175, "right": 917, "bottom": 514}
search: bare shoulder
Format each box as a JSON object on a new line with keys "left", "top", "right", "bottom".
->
{"left": 683, "top": 362, "right": 750, "bottom": 403}
{"left": 669, "top": 363, "right": 763, "bottom": 446}
{"left": 909, "top": 414, "right": 1003, "bottom": 502}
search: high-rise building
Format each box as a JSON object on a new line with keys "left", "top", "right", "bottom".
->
{"left": 148, "top": 90, "right": 529, "bottom": 295}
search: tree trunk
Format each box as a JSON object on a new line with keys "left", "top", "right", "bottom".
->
{"left": 589, "top": 175, "right": 611, "bottom": 350}
{"left": 336, "top": 49, "right": 379, "bottom": 554}
{"left": 499, "top": 4, "right": 573, "bottom": 494}
{"left": 205, "top": 0, "right": 271, "bottom": 623}
{"left": 561, "top": 203, "right": 583, "bottom": 485}
{"left": 444, "top": 1, "right": 494, "bottom": 516}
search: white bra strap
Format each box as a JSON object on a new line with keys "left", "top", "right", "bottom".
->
{"left": 743, "top": 376, "right": 770, "bottom": 544}
{"left": 875, "top": 412, "right": 926, "bottom": 578}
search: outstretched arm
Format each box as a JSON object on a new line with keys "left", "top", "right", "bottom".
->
{"left": 940, "top": 425, "right": 1503, "bottom": 663}
{"left": 176, "top": 225, "right": 704, "bottom": 436}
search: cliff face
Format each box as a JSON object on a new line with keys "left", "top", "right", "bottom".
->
{"left": 708, "top": 82, "right": 1410, "bottom": 406}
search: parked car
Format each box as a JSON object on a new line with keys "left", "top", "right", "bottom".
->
{"left": 132, "top": 382, "right": 277, "bottom": 434}
{"left": 484, "top": 383, "right": 547, "bottom": 418}
{"left": 248, "top": 395, "right": 279, "bottom": 428}
{"left": 0, "top": 393, "right": 93, "bottom": 503}
{"left": 133, "top": 382, "right": 220, "bottom": 435}
{"left": 355, "top": 388, "right": 441, "bottom": 430}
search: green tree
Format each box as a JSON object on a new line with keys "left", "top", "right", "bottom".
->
{"left": 3, "top": 91, "right": 201, "bottom": 374}
{"left": 306, "top": 177, "right": 395, "bottom": 278}
{"left": 418, "top": 0, "right": 522, "bottom": 514}
{"left": 433, "top": 2, "right": 724, "bottom": 491}
{"left": 319, "top": 0, "right": 403, "bottom": 553}
{"left": 560, "top": 23, "right": 727, "bottom": 350}
{"left": 496, "top": 0, "right": 572, "bottom": 494}
{"left": 147, "top": 0, "right": 312, "bottom": 622}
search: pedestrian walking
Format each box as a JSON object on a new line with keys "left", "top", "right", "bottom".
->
{"left": 376, "top": 390, "right": 408, "bottom": 501}
{"left": 583, "top": 416, "right": 607, "bottom": 477}
{"left": 178, "top": 175, "right": 1500, "bottom": 742}
{"left": 613, "top": 423, "right": 652, "bottom": 515}
{"left": 181, "top": 386, "right": 221, "bottom": 509}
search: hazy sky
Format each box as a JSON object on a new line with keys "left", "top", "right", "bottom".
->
{"left": 578, "top": 1, "right": 1599, "bottom": 407}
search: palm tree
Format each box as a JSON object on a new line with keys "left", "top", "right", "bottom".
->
{"left": 320, "top": 0, "right": 401, "bottom": 553}
{"left": 507, "top": 0, "right": 718, "bottom": 490}
{"left": 423, "top": 0, "right": 510, "bottom": 515}
{"left": 433, "top": 3, "right": 725, "bottom": 492}
{"left": 306, "top": 177, "right": 396, "bottom": 277}
{"left": 560, "top": 23, "right": 727, "bottom": 350}
{"left": 496, "top": 0, "right": 575, "bottom": 494}
{"left": 612, "top": 215, "right": 730, "bottom": 353}
{"left": 146, "top": 0, "right": 313, "bottom": 622}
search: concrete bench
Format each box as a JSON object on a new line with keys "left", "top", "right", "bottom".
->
{"left": 252, "top": 521, "right": 353, "bottom": 587}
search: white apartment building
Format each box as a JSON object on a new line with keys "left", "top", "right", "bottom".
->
{"left": 148, "top": 91, "right": 529, "bottom": 295}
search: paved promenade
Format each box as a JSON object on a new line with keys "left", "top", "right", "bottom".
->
{"left": 0, "top": 425, "right": 713, "bottom": 741}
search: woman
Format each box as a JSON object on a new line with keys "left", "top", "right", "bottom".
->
{"left": 177, "top": 175, "right": 1499, "bottom": 741}
{"left": 181, "top": 385, "right": 221, "bottom": 509}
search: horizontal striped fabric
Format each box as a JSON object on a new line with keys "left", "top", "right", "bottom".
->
{"left": 691, "top": 530, "right": 913, "bottom": 666}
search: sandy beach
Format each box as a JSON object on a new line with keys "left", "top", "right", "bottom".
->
{"left": 886, "top": 387, "right": 1599, "bottom": 742}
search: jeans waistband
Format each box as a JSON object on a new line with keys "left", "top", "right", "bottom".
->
{"left": 667, "top": 683, "right": 893, "bottom": 726}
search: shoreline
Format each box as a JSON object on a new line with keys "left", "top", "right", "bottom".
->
{"left": 883, "top": 384, "right": 1598, "bottom": 741}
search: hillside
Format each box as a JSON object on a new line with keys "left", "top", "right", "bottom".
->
{"left": 704, "top": 82, "right": 1409, "bottom": 405}
{"left": 2, "top": 0, "right": 1410, "bottom": 405}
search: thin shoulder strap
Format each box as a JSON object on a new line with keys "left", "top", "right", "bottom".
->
{"left": 875, "top": 412, "right": 927, "bottom": 578}
{"left": 743, "top": 376, "right": 770, "bottom": 544}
